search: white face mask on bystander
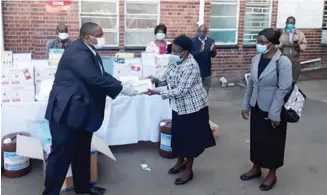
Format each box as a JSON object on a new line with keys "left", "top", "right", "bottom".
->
{"left": 58, "top": 33, "right": 69, "bottom": 40}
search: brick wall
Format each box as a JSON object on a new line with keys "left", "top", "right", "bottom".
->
{"left": 2, "top": 0, "right": 327, "bottom": 76}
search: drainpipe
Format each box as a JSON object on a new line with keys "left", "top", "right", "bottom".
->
{"left": 0, "top": 3, "right": 3, "bottom": 52}
{"left": 197, "top": 0, "right": 205, "bottom": 26}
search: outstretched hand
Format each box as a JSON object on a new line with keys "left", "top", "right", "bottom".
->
{"left": 146, "top": 89, "right": 160, "bottom": 95}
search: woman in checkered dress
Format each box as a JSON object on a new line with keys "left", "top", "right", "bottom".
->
{"left": 147, "top": 35, "right": 216, "bottom": 185}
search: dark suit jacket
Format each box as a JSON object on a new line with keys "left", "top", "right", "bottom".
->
{"left": 45, "top": 39, "right": 123, "bottom": 132}
{"left": 191, "top": 37, "right": 217, "bottom": 78}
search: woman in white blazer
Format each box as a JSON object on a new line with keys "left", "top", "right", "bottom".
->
{"left": 240, "top": 28, "right": 293, "bottom": 191}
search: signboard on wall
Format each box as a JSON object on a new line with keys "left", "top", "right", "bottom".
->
{"left": 277, "top": 0, "right": 325, "bottom": 29}
{"left": 45, "top": 1, "right": 72, "bottom": 12}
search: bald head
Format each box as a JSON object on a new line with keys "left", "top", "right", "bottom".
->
{"left": 286, "top": 16, "right": 296, "bottom": 25}
{"left": 80, "top": 22, "right": 101, "bottom": 38}
{"left": 197, "top": 24, "right": 208, "bottom": 39}
{"left": 80, "top": 22, "right": 104, "bottom": 48}
{"left": 56, "top": 24, "right": 68, "bottom": 33}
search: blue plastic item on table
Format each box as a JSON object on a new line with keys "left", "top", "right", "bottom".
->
{"left": 101, "top": 56, "right": 114, "bottom": 75}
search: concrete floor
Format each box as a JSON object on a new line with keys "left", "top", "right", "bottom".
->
{"left": 2, "top": 80, "right": 327, "bottom": 195}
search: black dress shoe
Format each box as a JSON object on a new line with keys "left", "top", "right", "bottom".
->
{"left": 174, "top": 173, "right": 193, "bottom": 185}
{"left": 168, "top": 162, "right": 186, "bottom": 174}
{"left": 240, "top": 172, "right": 262, "bottom": 181}
{"left": 76, "top": 186, "right": 106, "bottom": 195}
{"left": 260, "top": 179, "right": 277, "bottom": 191}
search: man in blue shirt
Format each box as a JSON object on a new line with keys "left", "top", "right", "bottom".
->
{"left": 192, "top": 24, "right": 217, "bottom": 93}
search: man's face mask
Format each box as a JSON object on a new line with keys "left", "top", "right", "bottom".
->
{"left": 90, "top": 35, "right": 106, "bottom": 49}
{"left": 58, "top": 32, "right": 69, "bottom": 40}
{"left": 285, "top": 24, "right": 295, "bottom": 32}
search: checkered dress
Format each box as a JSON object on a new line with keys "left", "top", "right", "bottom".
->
{"left": 159, "top": 54, "right": 208, "bottom": 115}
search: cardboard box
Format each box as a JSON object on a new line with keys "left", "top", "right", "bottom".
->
{"left": 48, "top": 49, "right": 64, "bottom": 66}
{"left": 42, "top": 150, "right": 98, "bottom": 192}
{"left": 13, "top": 53, "right": 32, "bottom": 69}
{"left": 114, "top": 52, "right": 134, "bottom": 59}
{"left": 1, "top": 51, "right": 13, "bottom": 69}
{"left": 34, "top": 66, "right": 57, "bottom": 83}
{"left": 1, "top": 85, "right": 35, "bottom": 103}
{"left": 141, "top": 52, "right": 156, "bottom": 66}
{"left": 155, "top": 54, "right": 171, "bottom": 68}
{"left": 1, "top": 67, "right": 34, "bottom": 86}
{"left": 16, "top": 135, "right": 116, "bottom": 192}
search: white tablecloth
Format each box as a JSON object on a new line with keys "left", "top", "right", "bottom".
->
{"left": 1, "top": 95, "right": 172, "bottom": 146}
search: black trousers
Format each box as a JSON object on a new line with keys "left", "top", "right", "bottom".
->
{"left": 42, "top": 122, "right": 93, "bottom": 195}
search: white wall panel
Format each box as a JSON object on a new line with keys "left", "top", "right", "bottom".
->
{"left": 277, "top": 0, "right": 325, "bottom": 29}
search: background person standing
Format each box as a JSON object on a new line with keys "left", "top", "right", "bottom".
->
{"left": 191, "top": 24, "right": 217, "bottom": 93}
{"left": 46, "top": 23, "right": 72, "bottom": 58}
{"left": 277, "top": 16, "right": 307, "bottom": 82}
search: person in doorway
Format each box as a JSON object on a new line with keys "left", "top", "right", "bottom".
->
{"left": 46, "top": 23, "right": 72, "bottom": 58}
{"left": 146, "top": 35, "right": 216, "bottom": 185}
{"left": 277, "top": 16, "right": 307, "bottom": 82}
{"left": 42, "top": 22, "right": 137, "bottom": 195}
{"left": 241, "top": 28, "right": 293, "bottom": 191}
{"left": 145, "top": 23, "right": 171, "bottom": 54}
{"left": 191, "top": 24, "right": 217, "bottom": 94}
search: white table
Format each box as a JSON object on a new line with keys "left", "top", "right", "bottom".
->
{"left": 1, "top": 95, "right": 172, "bottom": 146}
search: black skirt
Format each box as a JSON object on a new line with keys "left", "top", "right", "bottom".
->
{"left": 250, "top": 104, "right": 287, "bottom": 169}
{"left": 171, "top": 106, "right": 216, "bottom": 158}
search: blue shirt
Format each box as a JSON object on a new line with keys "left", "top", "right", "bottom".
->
{"left": 191, "top": 36, "right": 217, "bottom": 78}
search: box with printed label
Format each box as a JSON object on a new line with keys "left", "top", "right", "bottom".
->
{"left": 1, "top": 67, "right": 34, "bottom": 86}
{"left": 34, "top": 67, "right": 57, "bottom": 82}
{"left": 48, "top": 49, "right": 64, "bottom": 66}
{"left": 2, "top": 51, "right": 13, "bottom": 69}
{"left": 2, "top": 85, "right": 35, "bottom": 103}
{"left": 13, "top": 53, "right": 32, "bottom": 69}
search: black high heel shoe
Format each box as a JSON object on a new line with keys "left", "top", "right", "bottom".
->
{"left": 260, "top": 179, "right": 277, "bottom": 191}
{"left": 168, "top": 162, "right": 186, "bottom": 174}
{"left": 174, "top": 172, "right": 193, "bottom": 185}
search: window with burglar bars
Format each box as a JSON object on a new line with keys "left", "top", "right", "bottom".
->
{"left": 209, "top": 0, "right": 240, "bottom": 45}
{"left": 243, "top": 0, "right": 272, "bottom": 44}
{"left": 321, "top": 0, "right": 327, "bottom": 44}
{"left": 79, "top": 0, "right": 119, "bottom": 47}
{"left": 124, "top": 0, "right": 160, "bottom": 47}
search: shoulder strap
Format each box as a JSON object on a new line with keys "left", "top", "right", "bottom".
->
{"left": 276, "top": 55, "right": 282, "bottom": 80}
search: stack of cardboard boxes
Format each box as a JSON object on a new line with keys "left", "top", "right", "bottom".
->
{"left": 1, "top": 52, "right": 35, "bottom": 103}
{"left": 34, "top": 49, "right": 62, "bottom": 97}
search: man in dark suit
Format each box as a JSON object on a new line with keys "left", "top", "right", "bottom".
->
{"left": 42, "top": 22, "right": 136, "bottom": 195}
{"left": 191, "top": 24, "right": 217, "bottom": 94}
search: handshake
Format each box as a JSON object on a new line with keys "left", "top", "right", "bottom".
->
{"left": 119, "top": 76, "right": 161, "bottom": 96}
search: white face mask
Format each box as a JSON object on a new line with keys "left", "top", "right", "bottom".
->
{"left": 58, "top": 33, "right": 69, "bottom": 40}
{"left": 155, "top": 33, "right": 166, "bottom": 41}
{"left": 90, "top": 36, "right": 106, "bottom": 49}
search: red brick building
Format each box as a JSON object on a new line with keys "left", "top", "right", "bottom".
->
{"left": 2, "top": 0, "right": 327, "bottom": 76}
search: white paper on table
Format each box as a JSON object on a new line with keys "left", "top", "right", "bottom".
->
{"left": 132, "top": 79, "right": 153, "bottom": 93}
{"left": 119, "top": 76, "right": 139, "bottom": 84}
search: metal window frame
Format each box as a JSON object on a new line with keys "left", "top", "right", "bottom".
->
{"left": 124, "top": 1, "right": 160, "bottom": 47}
{"left": 79, "top": 0, "right": 119, "bottom": 47}
{"left": 243, "top": 0, "right": 273, "bottom": 44}
{"left": 209, "top": 0, "right": 240, "bottom": 45}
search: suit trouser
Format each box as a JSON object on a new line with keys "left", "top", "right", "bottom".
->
{"left": 42, "top": 122, "right": 93, "bottom": 195}
{"left": 202, "top": 76, "right": 211, "bottom": 94}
